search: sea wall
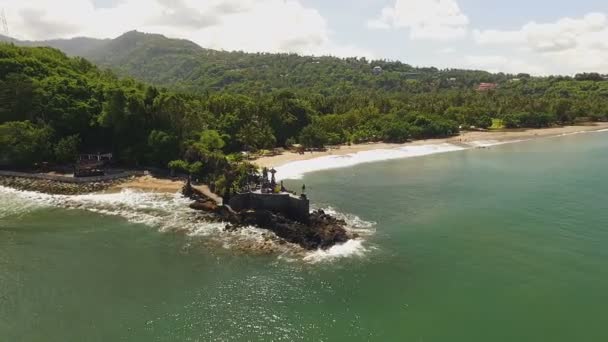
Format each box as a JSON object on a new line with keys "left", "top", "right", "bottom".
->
{"left": 0, "top": 171, "right": 145, "bottom": 195}
{"left": 0, "top": 170, "right": 144, "bottom": 183}
{"left": 228, "top": 192, "right": 310, "bottom": 223}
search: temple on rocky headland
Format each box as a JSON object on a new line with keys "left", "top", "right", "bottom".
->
{"left": 184, "top": 167, "right": 354, "bottom": 250}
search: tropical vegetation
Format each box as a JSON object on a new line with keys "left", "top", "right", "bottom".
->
{"left": 1, "top": 35, "right": 607, "bottom": 192}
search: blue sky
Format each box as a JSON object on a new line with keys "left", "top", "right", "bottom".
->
{"left": 5, "top": 0, "right": 608, "bottom": 74}
{"left": 314, "top": 0, "right": 605, "bottom": 74}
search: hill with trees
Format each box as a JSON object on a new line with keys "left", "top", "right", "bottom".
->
{"left": 1, "top": 38, "right": 608, "bottom": 192}
{"left": 1, "top": 31, "right": 523, "bottom": 95}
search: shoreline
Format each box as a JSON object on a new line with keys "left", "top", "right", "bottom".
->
{"left": 0, "top": 174, "right": 186, "bottom": 196}
{"left": 2, "top": 123, "right": 607, "bottom": 195}
{"left": 255, "top": 123, "right": 608, "bottom": 169}
{"left": 253, "top": 123, "right": 608, "bottom": 180}
{"left": 0, "top": 175, "right": 124, "bottom": 195}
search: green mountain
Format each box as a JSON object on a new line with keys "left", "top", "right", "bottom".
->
{"left": 2, "top": 31, "right": 513, "bottom": 95}
{"left": 2, "top": 42, "right": 608, "bottom": 175}
{"left": 0, "top": 34, "right": 17, "bottom": 44}
{"left": 0, "top": 34, "right": 108, "bottom": 58}
{"left": 80, "top": 31, "right": 212, "bottom": 88}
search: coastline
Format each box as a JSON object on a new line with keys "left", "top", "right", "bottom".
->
{"left": 0, "top": 174, "right": 186, "bottom": 196}
{"left": 2, "top": 123, "right": 607, "bottom": 195}
{"left": 254, "top": 123, "right": 608, "bottom": 180}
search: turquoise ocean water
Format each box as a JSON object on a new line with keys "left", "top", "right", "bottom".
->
{"left": 1, "top": 131, "right": 608, "bottom": 341}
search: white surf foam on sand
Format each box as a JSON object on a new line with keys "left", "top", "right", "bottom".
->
{"left": 558, "top": 130, "right": 589, "bottom": 137}
{"left": 554, "top": 127, "right": 608, "bottom": 137}
{"left": 275, "top": 143, "right": 465, "bottom": 180}
{"left": 275, "top": 129, "right": 608, "bottom": 181}
{"left": 465, "top": 139, "right": 527, "bottom": 148}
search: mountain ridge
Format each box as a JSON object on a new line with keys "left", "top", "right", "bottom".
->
{"left": 0, "top": 33, "right": 110, "bottom": 57}
{"left": 0, "top": 30, "right": 565, "bottom": 95}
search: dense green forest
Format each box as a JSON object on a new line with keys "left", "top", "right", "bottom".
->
{"left": 1, "top": 37, "right": 608, "bottom": 191}
{"left": 1, "top": 31, "right": 539, "bottom": 94}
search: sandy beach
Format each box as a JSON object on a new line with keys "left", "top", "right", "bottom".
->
{"left": 103, "top": 123, "right": 608, "bottom": 191}
{"left": 109, "top": 175, "right": 222, "bottom": 202}
{"left": 109, "top": 175, "right": 184, "bottom": 193}
{"left": 254, "top": 123, "right": 608, "bottom": 169}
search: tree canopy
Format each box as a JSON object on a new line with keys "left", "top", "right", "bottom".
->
{"left": 1, "top": 41, "right": 607, "bottom": 191}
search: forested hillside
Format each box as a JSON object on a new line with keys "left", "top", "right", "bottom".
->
{"left": 1, "top": 41, "right": 608, "bottom": 193}
{"left": 2, "top": 31, "right": 524, "bottom": 94}
{"left": 4, "top": 31, "right": 608, "bottom": 97}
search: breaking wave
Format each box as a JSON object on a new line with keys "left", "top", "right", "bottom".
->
{"left": 0, "top": 186, "right": 376, "bottom": 262}
{"left": 298, "top": 205, "right": 376, "bottom": 264}
{"left": 558, "top": 130, "right": 591, "bottom": 137}
{"left": 275, "top": 128, "right": 608, "bottom": 182}
{"left": 303, "top": 239, "right": 368, "bottom": 263}
{"left": 275, "top": 143, "right": 465, "bottom": 180}
{"left": 466, "top": 139, "right": 527, "bottom": 148}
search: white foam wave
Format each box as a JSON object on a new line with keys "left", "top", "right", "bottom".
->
{"left": 303, "top": 239, "right": 369, "bottom": 263}
{"left": 554, "top": 127, "right": 608, "bottom": 137}
{"left": 315, "top": 206, "right": 376, "bottom": 236}
{"left": 0, "top": 186, "right": 224, "bottom": 236}
{"left": 466, "top": 139, "right": 526, "bottom": 148}
{"left": 0, "top": 186, "right": 191, "bottom": 227}
{"left": 276, "top": 143, "right": 465, "bottom": 180}
{"left": 0, "top": 186, "right": 290, "bottom": 254}
{"left": 0, "top": 186, "right": 50, "bottom": 219}
{"left": 558, "top": 130, "right": 588, "bottom": 137}
{"left": 295, "top": 205, "right": 376, "bottom": 263}
{"left": 0, "top": 186, "right": 377, "bottom": 262}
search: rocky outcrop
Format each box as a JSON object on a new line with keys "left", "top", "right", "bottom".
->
{"left": 189, "top": 200, "right": 219, "bottom": 212}
{"left": 182, "top": 182, "right": 356, "bottom": 250}
{"left": 233, "top": 209, "right": 352, "bottom": 250}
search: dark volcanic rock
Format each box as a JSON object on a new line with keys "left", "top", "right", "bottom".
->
{"left": 189, "top": 199, "right": 218, "bottom": 212}
{"left": 236, "top": 209, "right": 352, "bottom": 250}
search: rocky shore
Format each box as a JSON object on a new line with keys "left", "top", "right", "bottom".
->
{"left": 0, "top": 175, "right": 122, "bottom": 195}
{"left": 1, "top": 174, "right": 357, "bottom": 251}
{"left": 183, "top": 182, "right": 357, "bottom": 250}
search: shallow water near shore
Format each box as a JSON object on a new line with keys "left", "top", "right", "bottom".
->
{"left": 2, "top": 131, "right": 608, "bottom": 341}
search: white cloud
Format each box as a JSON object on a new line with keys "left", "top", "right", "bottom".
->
{"left": 474, "top": 13, "right": 607, "bottom": 52}
{"left": 473, "top": 13, "right": 608, "bottom": 73}
{"left": 367, "top": 0, "right": 469, "bottom": 40}
{"left": 2, "top": 0, "right": 372, "bottom": 58}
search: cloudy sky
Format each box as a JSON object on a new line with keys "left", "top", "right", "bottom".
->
{"left": 2, "top": 0, "right": 608, "bottom": 75}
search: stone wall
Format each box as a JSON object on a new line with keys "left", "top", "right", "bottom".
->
{"left": 228, "top": 192, "right": 310, "bottom": 223}
{"left": 0, "top": 170, "right": 144, "bottom": 184}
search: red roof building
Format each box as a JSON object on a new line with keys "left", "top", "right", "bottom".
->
{"left": 476, "top": 83, "right": 498, "bottom": 91}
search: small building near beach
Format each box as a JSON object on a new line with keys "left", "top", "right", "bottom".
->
{"left": 476, "top": 83, "right": 498, "bottom": 91}
{"left": 74, "top": 153, "right": 113, "bottom": 177}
